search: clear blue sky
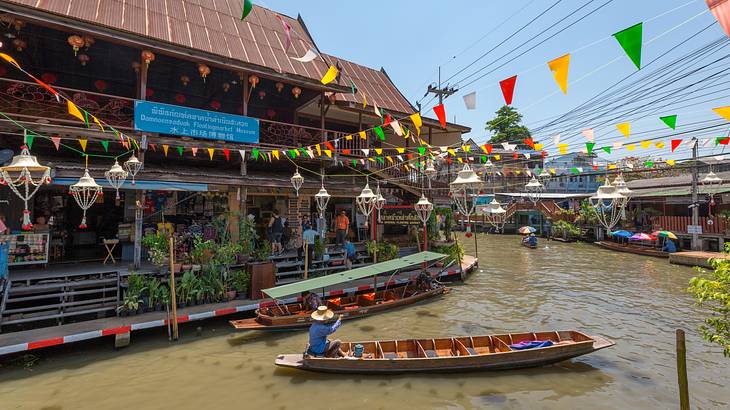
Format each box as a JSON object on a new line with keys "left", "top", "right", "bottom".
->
{"left": 262, "top": 0, "right": 725, "bottom": 161}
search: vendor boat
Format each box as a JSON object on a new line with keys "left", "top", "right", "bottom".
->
{"left": 521, "top": 241, "right": 537, "bottom": 249}
{"left": 595, "top": 241, "right": 668, "bottom": 258}
{"left": 275, "top": 330, "right": 614, "bottom": 374}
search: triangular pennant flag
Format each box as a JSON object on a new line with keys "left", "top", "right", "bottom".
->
{"left": 306, "top": 147, "right": 314, "bottom": 158}
{"left": 162, "top": 144, "right": 169, "bottom": 156}
{"left": 613, "top": 22, "right": 643, "bottom": 70}
{"left": 358, "top": 131, "right": 367, "bottom": 140}
{"left": 418, "top": 146, "right": 426, "bottom": 156}
{"left": 291, "top": 48, "right": 318, "bottom": 63}
{"left": 608, "top": 164, "right": 617, "bottom": 170}
{"left": 524, "top": 153, "right": 531, "bottom": 159}
{"left": 484, "top": 144, "right": 492, "bottom": 154}
{"left": 207, "top": 148, "right": 215, "bottom": 160}
{"left": 558, "top": 143, "right": 568, "bottom": 154}
{"left": 494, "top": 154, "right": 501, "bottom": 161}
{"left": 613, "top": 141, "right": 623, "bottom": 149}
{"left": 523, "top": 138, "right": 535, "bottom": 149}
{"left": 315, "top": 144, "right": 321, "bottom": 156}
{"left": 362, "top": 93, "right": 367, "bottom": 108}
{"left": 463, "top": 91, "right": 477, "bottom": 110}
{"left": 362, "top": 149, "right": 370, "bottom": 156}
{"left": 616, "top": 122, "right": 630, "bottom": 137}
{"left": 582, "top": 128, "right": 594, "bottom": 142}
{"left": 409, "top": 113, "right": 422, "bottom": 136}
{"left": 252, "top": 148, "right": 259, "bottom": 160}
{"left": 386, "top": 156, "right": 393, "bottom": 163}
{"left": 645, "top": 161, "right": 654, "bottom": 168}
{"left": 390, "top": 120, "right": 403, "bottom": 136}
{"left": 376, "top": 156, "right": 384, "bottom": 164}
{"left": 67, "top": 100, "right": 86, "bottom": 123}
{"left": 547, "top": 53, "right": 570, "bottom": 94}
{"left": 666, "top": 159, "right": 676, "bottom": 166}
{"left": 374, "top": 148, "right": 383, "bottom": 155}
{"left": 433, "top": 104, "right": 447, "bottom": 128}
{"left": 177, "top": 146, "right": 184, "bottom": 156}
{"left": 513, "top": 152, "right": 518, "bottom": 159}
{"left": 626, "top": 144, "right": 636, "bottom": 151}
{"left": 272, "top": 150, "right": 280, "bottom": 160}
{"left": 552, "top": 134, "right": 560, "bottom": 146}
{"left": 223, "top": 149, "right": 230, "bottom": 161}
{"left": 396, "top": 147, "right": 405, "bottom": 154}
{"left": 324, "top": 141, "right": 335, "bottom": 151}
{"left": 655, "top": 142, "right": 665, "bottom": 149}
{"left": 585, "top": 142, "right": 595, "bottom": 155}
{"left": 534, "top": 143, "right": 543, "bottom": 151}
{"left": 601, "top": 146, "right": 611, "bottom": 154}
{"left": 51, "top": 136, "right": 61, "bottom": 150}
{"left": 275, "top": 14, "right": 292, "bottom": 52}
{"left": 660, "top": 115, "right": 677, "bottom": 130}
{"left": 79, "top": 139, "right": 88, "bottom": 152}
{"left": 320, "top": 65, "right": 339, "bottom": 85}
{"left": 499, "top": 75, "right": 517, "bottom": 105}
{"left": 640, "top": 140, "right": 652, "bottom": 149}
{"left": 501, "top": 142, "right": 516, "bottom": 151}
{"left": 712, "top": 106, "right": 730, "bottom": 121}
{"left": 238, "top": 150, "right": 246, "bottom": 160}
{"left": 373, "top": 101, "right": 382, "bottom": 118}
{"left": 289, "top": 149, "right": 297, "bottom": 158}
{"left": 191, "top": 147, "right": 198, "bottom": 157}
{"left": 397, "top": 155, "right": 403, "bottom": 162}
{"left": 91, "top": 115, "right": 104, "bottom": 132}
{"left": 0, "top": 52, "right": 21, "bottom": 69}
{"left": 100, "top": 140, "right": 109, "bottom": 152}
{"left": 671, "top": 139, "right": 682, "bottom": 152}
{"left": 25, "top": 134, "right": 34, "bottom": 150}
{"left": 374, "top": 126, "right": 385, "bottom": 141}
{"left": 383, "top": 114, "right": 391, "bottom": 127}
{"left": 570, "top": 167, "right": 579, "bottom": 174}
{"left": 240, "top": 0, "right": 253, "bottom": 20}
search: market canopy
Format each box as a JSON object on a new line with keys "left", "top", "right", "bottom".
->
{"left": 262, "top": 251, "right": 447, "bottom": 300}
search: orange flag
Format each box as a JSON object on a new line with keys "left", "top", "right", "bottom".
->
{"left": 547, "top": 54, "right": 571, "bottom": 94}
{"left": 67, "top": 100, "right": 86, "bottom": 123}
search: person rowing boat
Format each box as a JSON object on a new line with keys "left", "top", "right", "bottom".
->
{"left": 306, "top": 306, "right": 345, "bottom": 358}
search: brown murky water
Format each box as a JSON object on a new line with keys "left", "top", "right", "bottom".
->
{"left": 1, "top": 234, "right": 728, "bottom": 409}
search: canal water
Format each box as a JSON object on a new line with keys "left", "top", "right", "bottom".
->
{"left": 1, "top": 234, "right": 728, "bottom": 409}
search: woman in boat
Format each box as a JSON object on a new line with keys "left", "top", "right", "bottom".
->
{"left": 662, "top": 238, "right": 677, "bottom": 253}
{"left": 307, "top": 306, "right": 345, "bottom": 358}
{"left": 302, "top": 291, "right": 323, "bottom": 312}
{"left": 528, "top": 233, "right": 537, "bottom": 247}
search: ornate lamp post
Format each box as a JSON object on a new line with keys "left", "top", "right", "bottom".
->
{"left": 611, "top": 173, "right": 633, "bottom": 218}
{"left": 374, "top": 182, "right": 386, "bottom": 223}
{"left": 357, "top": 178, "right": 378, "bottom": 261}
{"left": 589, "top": 180, "right": 626, "bottom": 232}
{"left": 415, "top": 193, "right": 434, "bottom": 251}
{"left": 123, "top": 153, "right": 143, "bottom": 185}
{"left": 314, "top": 174, "right": 330, "bottom": 219}
{"left": 484, "top": 198, "right": 507, "bottom": 233}
{"left": 450, "top": 163, "right": 483, "bottom": 263}
{"left": 525, "top": 175, "right": 544, "bottom": 205}
{"left": 69, "top": 165, "right": 103, "bottom": 229}
{"left": 701, "top": 170, "right": 722, "bottom": 217}
{"left": 290, "top": 168, "right": 304, "bottom": 197}
{"left": 104, "top": 160, "right": 128, "bottom": 201}
{"left": 0, "top": 145, "right": 51, "bottom": 230}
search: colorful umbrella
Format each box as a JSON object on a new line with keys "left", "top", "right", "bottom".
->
{"left": 651, "top": 230, "right": 678, "bottom": 240}
{"left": 610, "top": 230, "right": 633, "bottom": 238}
{"left": 519, "top": 226, "right": 536, "bottom": 234}
{"left": 630, "top": 233, "right": 655, "bottom": 241}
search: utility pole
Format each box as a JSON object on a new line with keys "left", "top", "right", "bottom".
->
{"left": 691, "top": 137, "right": 700, "bottom": 251}
{"left": 425, "top": 67, "right": 458, "bottom": 105}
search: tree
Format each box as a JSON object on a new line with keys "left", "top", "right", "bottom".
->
{"left": 688, "top": 245, "right": 730, "bottom": 357}
{"left": 485, "top": 105, "right": 531, "bottom": 146}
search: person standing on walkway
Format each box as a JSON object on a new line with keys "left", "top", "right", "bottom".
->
{"left": 269, "top": 209, "right": 284, "bottom": 254}
{"left": 335, "top": 209, "right": 349, "bottom": 247}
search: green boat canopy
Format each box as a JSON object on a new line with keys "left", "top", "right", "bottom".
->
{"left": 262, "top": 251, "right": 447, "bottom": 300}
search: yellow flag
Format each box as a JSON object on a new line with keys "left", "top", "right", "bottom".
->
{"left": 626, "top": 144, "right": 636, "bottom": 151}
{"left": 534, "top": 143, "right": 544, "bottom": 150}
{"left": 457, "top": 157, "right": 463, "bottom": 163}
{"left": 549, "top": 168, "right": 556, "bottom": 174}
{"left": 547, "top": 53, "right": 570, "bottom": 94}
{"left": 362, "top": 93, "right": 367, "bottom": 108}
{"left": 608, "top": 164, "right": 617, "bottom": 170}
{"left": 79, "top": 139, "right": 88, "bottom": 152}
{"left": 712, "top": 106, "right": 730, "bottom": 121}
{"left": 320, "top": 65, "right": 338, "bottom": 85}
{"left": 345, "top": 135, "right": 352, "bottom": 140}
{"left": 368, "top": 157, "right": 375, "bottom": 163}
{"left": 654, "top": 141, "right": 665, "bottom": 149}
{"left": 558, "top": 143, "right": 568, "bottom": 154}
{"left": 91, "top": 115, "right": 104, "bottom": 132}
{"left": 67, "top": 100, "right": 85, "bottom": 123}
{"left": 640, "top": 140, "right": 651, "bottom": 149}
{"left": 396, "top": 147, "right": 405, "bottom": 154}
{"left": 447, "top": 149, "right": 456, "bottom": 156}
{"left": 410, "top": 113, "right": 422, "bottom": 136}
{"left": 667, "top": 159, "right": 676, "bottom": 166}
{"left": 616, "top": 122, "right": 630, "bottom": 137}
{"left": 315, "top": 144, "right": 321, "bottom": 156}
{"left": 0, "top": 52, "right": 20, "bottom": 68}
{"left": 386, "top": 156, "right": 393, "bottom": 163}
{"left": 207, "top": 148, "right": 215, "bottom": 160}
{"left": 375, "top": 148, "right": 383, "bottom": 155}
{"left": 324, "top": 149, "right": 332, "bottom": 158}
{"left": 162, "top": 144, "right": 169, "bottom": 156}
{"left": 494, "top": 154, "right": 501, "bottom": 160}
{"left": 272, "top": 150, "right": 280, "bottom": 160}
{"left": 358, "top": 131, "right": 367, "bottom": 140}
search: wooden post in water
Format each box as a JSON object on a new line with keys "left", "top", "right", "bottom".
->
{"left": 169, "top": 236, "right": 179, "bottom": 341}
{"left": 676, "top": 329, "right": 690, "bottom": 410}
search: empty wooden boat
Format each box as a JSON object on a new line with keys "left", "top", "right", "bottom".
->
{"left": 275, "top": 330, "right": 614, "bottom": 374}
{"left": 595, "top": 241, "right": 668, "bottom": 258}
{"left": 231, "top": 286, "right": 446, "bottom": 330}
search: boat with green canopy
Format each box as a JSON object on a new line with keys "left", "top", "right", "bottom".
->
{"left": 230, "top": 251, "right": 449, "bottom": 331}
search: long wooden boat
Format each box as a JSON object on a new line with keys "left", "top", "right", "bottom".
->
{"left": 595, "top": 240, "right": 669, "bottom": 258}
{"left": 231, "top": 285, "right": 447, "bottom": 331}
{"left": 521, "top": 241, "right": 537, "bottom": 249}
{"left": 275, "top": 330, "right": 614, "bottom": 374}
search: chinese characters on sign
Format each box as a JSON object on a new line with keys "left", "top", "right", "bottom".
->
{"left": 134, "top": 100, "right": 259, "bottom": 143}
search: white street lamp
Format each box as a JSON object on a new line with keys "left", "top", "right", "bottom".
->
{"left": 70, "top": 168, "right": 103, "bottom": 229}
{"left": 290, "top": 168, "right": 304, "bottom": 197}
{"left": 105, "top": 160, "right": 128, "bottom": 200}
{"left": 484, "top": 198, "right": 507, "bottom": 233}
{"left": 314, "top": 175, "right": 330, "bottom": 219}
{"left": 415, "top": 193, "right": 434, "bottom": 251}
{"left": 525, "top": 175, "right": 544, "bottom": 205}
{"left": 356, "top": 179, "right": 377, "bottom": 226}
{"left": 450, "top": 163, "right": 483, "bottom": 262}
{"left": 123, "top": 153, "right": 143, "bottom": 184}
{"left": 702, "top": 170, "right": 722, "bottom": 217}
{"left": 589, "top": 181, "right": 625, "bottom": 231}
{"left": 0, "top": 145, "right": 51, "bottom": 230}
{"left": 424, "top": 161, "right": 437, "bottom": 180}
{"left": 374, "top": 182, "right": 386, "bottom": 223}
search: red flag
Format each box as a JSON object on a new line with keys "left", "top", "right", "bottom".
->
{"left": 523, "top": 137, "right": 535, "bottom": 149}
{"left": 542, "top": 151, "right": 548, "bottom": 158}
{"left": 446, "top": 157, "right": 452, "bottom": 165}
{"left": 383, "top": 114, "right": 391, "bottom": 127}
{"left": 484, "top": 144, "right": 492, "bottom": 154}
{"left": 499, "top": 75, "right": 517, "bottom": 105}
{"left": 407, "top": 153, "right": 414, "bottom": 159}
{"left": 671, "top": 139, "right": 682, "bottom": 152}
{"left": 433, "top": 104, "right": 446, "bottom": 128}
{"left": 342, "top": 149, "right": 351, "bottom": 155}
{"left": 720, "top": 138, "right": 730, "bottom": 145}
{"left": 593, "top": 165, "right": 599, "bottom": 171}
{"left": 513, "top": 152, "right": 518, "bottom": 159}
{"left": 324, "top": 141, "right": 335, "bottom": 151}
{"left": 223, "top": 148, "right": 230, "bottom": 161}
{"left": 707, "top": 0, "right": 730, "bottom": 39}
{"left": 149, "top": 143, "right": 157, "bottom": 152}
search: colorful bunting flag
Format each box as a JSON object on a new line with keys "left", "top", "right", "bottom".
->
{"left": 275, "top": 15, "right": 292, "bottom": 52}
{"left": 660, "top": 115, "right": 677, "bottom": 129}
{"left": 463, "top": 92, "right": 476, "bottom": 110}
{"left": 240, "top": 0, "right": 253, "bottom": 21}
{"left": 547, "top": 54, "right": 570, "bottom": 94}
{"left": 553, "top": 134, "right": 561, "bottom": 146}
{"left": 79, "top": 139, "right": 88, "bottom": 152}
{"left": 224, "top": 148, "right": 231, "bottom": 161}
{"left": 582, "top": 128, "right": 595, "bottom": 142}
{"left": 626, "top": 144, "right": 636, "bottom": 151}
{"left": 712, "top": 106, "right": 730, "bottom": 121}
{"left": 707, "top": 0, "right": 730, "bottom": 39}
{"left": 601, "top": 146, "right": 611, "bottom": 154}
{"left": 391, "top": 120, "right": 403, "bottom": 136}
{"left": 640, "top": 140, "right": 652, "bottom": 149}
{"left": 374, "top": 126, "right": 385, "bottom": 141}
{"left": 559, "top": 144, "right": 568, "bottom": 154}
{"left": 272, "top": 150, "right": 280, "bottom": 160}
{"left": 291, "top": 48, "right": 318, "bottom": 63}
{"left": 483, "top": 144, "right": 492, "bottom": 154}
{"left": 616, "top": 122, "right": 630, "bottom": 137}
{"left": 671, "top": 139, "right": 682, "bottom": 152}
{"left": 374, "top": 148, "right": 383, "bottom": 155}
{"left": 586, "top": 142, "right": 595, "bottom": 155}
{"left": 67, "top": 100, "right": 86, "bottom": 123}
{"left": 499, "top": 75, "right": 517, "bottom": 105}
{"left": 177, "top": 146, "right": 184, "bottom": 156}
{"left": 51, "top": 136, "right": 61, "bottom": 150}
{"left": 410, "top": 113, "right": 422, "bottom": 136}
{"left": 162, "top": 144, "right": 169, "bottom": 156}
{"left": 396, "top": 147, "right": 405, "bottom": 154}
{"left": 613, "top": 22, "right": 643, "bottom": 69}
{"left": 320, "top": 65, "right": 338, "bottom": 85}
{"left": 433, "top": 104, "right": 447, "bottom": 128}
{"left": 100, "top": 140, "right": 109, "bottom": 152}
{"left": 666, "top": 159, "right": 676, "bottom": 166}
{"left": 655, "top": 142, "right": 665, "bottom": 149}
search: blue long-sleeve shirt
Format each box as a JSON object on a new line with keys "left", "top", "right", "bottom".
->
{"left": 308, "top": 318, "right": 341, "bottom": 355}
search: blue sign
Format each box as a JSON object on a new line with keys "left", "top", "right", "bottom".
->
{"left": 134, "top": 100, "right": 259, "bottom": 143}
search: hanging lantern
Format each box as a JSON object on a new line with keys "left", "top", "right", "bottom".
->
{"left": 415, "top": 194, "right": 434, "bottom": 227}
{"left": 356, "top": 180, "right": 377, "bottom": 229}
{"left": 94, "top": 80, "right": 108, "bottom": 92}
{"left": 83, "top": 35, "right": 95, "bottom": 49}
{"left": 524, "top": 176, "right": 544, "bottom": 205}
{"left": 198, "top": 63, "right": 210, "bottom": 81}
{"left": 484, "top": 198, "right": 507, "bottom": 232}
{"left": 13, "top": 19, "right": 24, "bottom": 32}
{"left": 0, "top": 145, "right": 51, "bottom": 230}
{"left": 145, "top": 88, "right": 154, "bottom": 98}
{"left": 292, "top": 86, "right": 301, "bottom": 99}
{"left": 374, "top": 183, "right": 387, "bottom": 223}
{"left": 275, "top": 82, "right": 284, "bottom": 93}
{"left": 248, "top": 74, "right": 259, "bottom": 89}
{"left": 210, "top": 100, "right": 221, "bottom": 110}
{"left": 12, "top": 39, "right": 26, "bottom": 52}
{"left": 258, "top": 90, "right": 266, "bottom": 100}
{"left": 314, "top": 175, "right": 330, "bottom": 218}
{"left": 222, "top": 82, "right": 231, "bottom": 92}
{"left": 611, "top": 174, "right": 632, "bottom": 210}
{"left": 180, "top": 75, "right": 190, "bottom": 86}
{"left": 449, "top": 164, "right": 483, "bottom": 226}
{"left": 69, "top": 168, "right": 103, "bottom": 229}
{"left": 589, "top": 181, "right": 626, "bottom": 231}
{"left": 67, "top": 35, "right": 84, "bottom": 56}
{"left": 104, "top": 160, "right": 128, "bottom": 200}
{"left": 174, "top": 93, "right": 186, "bottom": 104}
{"left": 424, "top": 161, "right": 437, "bottom": 180}
{"left": 291, "top": 168, "right": 304, "bottom": 196}
{"left": 141, "top": 50, "right": 155, "bottom": 66}
{"left": 123, "top": 153, "right": 143, "bottom": 184}
{"left": 266, "top": 108, "right": 277, "bottom": 119}
{"left": 77, "top": 53, "right": 90, "bottom": 66}
{"left": 131, "top": 61, "right": 141, "bottom": 74}
{"left": 702, "top": 169, "right": 722, "bottom": 217}
{"left": 41, "top": 73, "right": 57, "bottom": 84}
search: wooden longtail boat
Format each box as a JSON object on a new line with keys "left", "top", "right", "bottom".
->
{"left": 231, "top": 286, "right": 446, "bottom": 331}
{"left": 275, "top": 330, "right": 614, "bottom": 374}
{"left": 595, "top": 241, "right": 669, "bottom": 258}
{"left": 521, "top": 241, "right": 537, "bottom": 249}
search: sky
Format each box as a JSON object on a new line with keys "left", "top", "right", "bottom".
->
{"left": 260, "top": 0, "right": 727, "bottom": 162}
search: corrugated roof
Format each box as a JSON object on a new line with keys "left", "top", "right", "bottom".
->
{"left": 5, "top": 0, "right": 331, "bottom": 85}
{"left": 627, "top": 170, "right": 730, "bottom": 189}
{"left": 322, "top": 53, "right": 415, "bottom": 115}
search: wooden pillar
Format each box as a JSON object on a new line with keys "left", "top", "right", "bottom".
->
{"left": 242, "top": 73, "right": 249, "bottom": 116}
{"left": 133, "top": 190, "right": 143, "bottom": 269}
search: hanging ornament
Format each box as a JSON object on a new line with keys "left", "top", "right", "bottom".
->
{"left": 12, "top": 38, "right": 26, "bottom": 52}
{"left": 70, "top": 167, "right": 103, "bottom": 229}
{"left": 291, "top": 168, "right": 304, "bottom": 196}
{"left": 222, "top": 82, "right": 231, "bottom": 92}
{"left": 77, "top": 53, "right": 90, "bottom": 66}
{"left": 67, "top": 35, "right": 84, "bottom": 56}
{"left": 275, "top": 82, "right": 284, "bottom": 93}
{"left": 174, "top": 93, "right": 186, "bottom": 104}
{"left": 210, "top": 100, "right": 221, "bottom": 110}
{"left": 104, "top": 160, "right": 128, "bottom": 200}
{"left": 291, "top": 86, "right": 301, "bottom": 99}
{"left": 198, "top": 63, "right": 210, "bottom": 81}
{"left": 314, "top": 174, "right": 331, "bottom": 218}
{"left": 83, "top": 35, "right": 95, "bottom": 49}
{"left": 374, "top": 182, "right": 386, "bottom": 222}
{"left": 258, "top": 90, "right": 266, "bottom": 100}
{"left": 13, "top": 19, "right": 24, "bottom": 32}
{"left": 123, "top": 153, "right": 143, "bottom": 184}
{"left": 356, "top": 179, "right": 377, "bottom": 229}
{"left": 0, "top": 145, "right": 51, "bottom": 230}
{"left": 141, "top": 50, "right": 155, "bottom": 66}
{"left": 249, "top": 74, "right": 259, "bottom": 89}
{"left": 180, "top": 75, "right": 190, "bottom": 86}
{"left": 94, "top": 79, "right": 108, "bottom": 92}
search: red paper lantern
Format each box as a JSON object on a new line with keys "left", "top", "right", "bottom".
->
{"left": 77, "top": 53, "right": 90, "bottom": 66}
{"left": 141, "top": 50, "right": 155, "bottom": 65}
{"left": 198, "top": 63, "right": 210, "bottom": 81}
{"left": 41, "top": 72, "right": 57, "bottom": 84}
{"left": 146, "top": 88, "right": 154, "bottom": 98}
{"left": 94, "top": 80, "right": 108, "bottom": 92}
{"left": 291, "top": 86, "right": 301, "bottom": 99}
{"left": 174, "top": 93, "right": 186, "bottom": 104}
{"left": 180, "top": 75, "right": 190, "bottom": 86}
{"left": 266, "top": 108, "right": 276, "bottom": 119}
{"left": 210, "top": 100, "right": 221, "bottom": 110}
{"left": 12, "top": 39, "right": 26, "bottom": 52}
{"left": 67, "top": 35, "right": 84, "bottom": 55}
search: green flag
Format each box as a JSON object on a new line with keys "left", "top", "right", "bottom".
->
{"left": 613, "top": 22, "right": 643, "bottom": 69}
{"left": 570, "top": 167, "right": 579, "bottom": 174}
{"left": 350, "top": 80, "right": 357, "bottom": 95}
{"left": 586, "top": 142, "right": 595, "bottom": 155}
{"left": 252, "top": 148, "right": 259, "bottom": 160}
{"left": 374, "top": 126, "right": 385, "bottom": 141}
{"left": 645, "top": 161, "right": 654, "bottom": 168}
{"left": 26, "top": 134, "right": 34, "bottom": 150}
{"left": 481, "top": 155, "right": 487, "bottom": 163}
{"left": 240, "top": 0, "right": 253, "bottom": 21}
{"left": 352, "top": 159, "right": 357, "bottom": 167}
{"left": 100, "top": 140, "right": 109, "bottom": 152}
{"left": 177, "top": 146, "right": 183, "bottom": 156}
{"left": 418, "top": 146, "right": 426, "bottom": 156}
{"left": 660, "top": 115, "right": 677, "bottom": 130}
{"left": 376, "top": 156, "right": 384, "bottom": 164}
{"left": 601, "top": 146, "right": 612, "bottom": 154}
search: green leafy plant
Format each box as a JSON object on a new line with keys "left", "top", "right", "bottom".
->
{"left": 199, "top": 269, "right": 225, "bottom": 303}
{"left": 313, "top": 237, "right": 325, "bottom": 260}
{"left": 485, "top": 105, "right": 531, "bottom": 146}
{"left": 366, "top": 241, "right": 399, "bottom": 261}
{"left": 252, "top": 240, "right": 272, "bottom": 262}
{"left": 688, "top": 244, "right": 730, "bottom": 357}
{"left": 146, "top": 277, "right": 162, "bottom": 307}
{"left": 142, "top": 233, "right": 169, "bottom": 266}
{"left": 434, "top": 242, "right": 464, "bottom": 266}
{"left": 230, "top": 270, "right": 250, "bottom": 293}
{"left": 437, "top": 207, "right": 454, "bottom": 241}
{"left": 553, "top": 220, "right": 582, "bottom": 239}
{"left": 178, "top": 270, "right": 200, "bottom": 304}
{"left": 157, "top": 285, "right": 170, "bottom": 307}
{"left": 118, "top": 274, "right": 146, "bottom": 313}
{"left": 577, "top": 200, "right": 598, "bottom": 226}
{"left": 190, "top": 235, "right": 216, "bottom": 266}
{"left": 239, "top": 214, "right": 259, "bottom": 257}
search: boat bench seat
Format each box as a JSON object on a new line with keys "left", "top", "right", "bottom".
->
{"left": 383, "top": 352, "right": 399, "bottom": 359}
{"left": 466, "top": 347, "right": 478, "bottom": 355}
{"left": 424, "top": 350, "right": 438, "bottom": 358}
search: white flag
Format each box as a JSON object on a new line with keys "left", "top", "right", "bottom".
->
{"left": 291, "top": 48, "right": 319, "bottom": 63}
{"left": 463, "top": 92, "right": 476, "bottom": 110}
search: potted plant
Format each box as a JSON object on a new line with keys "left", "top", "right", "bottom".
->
{"left": 142, "top": 233, "right": 170, "bottom": 272}
{"left": 178, "top": 270, "right": 199, "bottom": 307}
{"left": 119, "top": 273, "right": 146, "bottom": 315}
{"left": 158, "top": 285, "right": 170, "bottom": 311}
{"left": 179, "top": 252, "right": 193, "bottom": 273}
{"left": 191, "top": 235, "right": 215, "bottom": 271}
{"left": 238, "top": 214, "right": 259, "bottom": 264}
{"left": 146, "top": 277, "right": 161, "bottom": 312}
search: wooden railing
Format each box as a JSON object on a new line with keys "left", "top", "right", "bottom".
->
{"left": 651, "top": 215, "right": 727, "bottom": 235}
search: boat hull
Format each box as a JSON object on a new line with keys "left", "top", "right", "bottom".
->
{"left": 275, "top": 331, "right": 614, "bottom": 374}
{"left": 521, "top": 242, "right": 537, "bottom": 249}
{"left": 595, "top": 241, "right": 668, "bottom": 258}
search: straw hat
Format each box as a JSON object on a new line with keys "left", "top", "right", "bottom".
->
{"left": 311, "top": 305, "right": 334, "bottom": 321}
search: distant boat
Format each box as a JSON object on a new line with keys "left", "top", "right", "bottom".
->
{"left": 275, "top": 330, "right": 614, "bottom": 374}
{"left": 521, "top": 241, "right": 537, "bottom": 249}
{"left": 595, "top": 241, "right": 668, "bottom": 258}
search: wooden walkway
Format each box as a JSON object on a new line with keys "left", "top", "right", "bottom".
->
{"left": 669, "top": 251, "right": 730, "bottom": 269}
{"left": 0, "top": 255, "right": 477, "bottom": 357}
